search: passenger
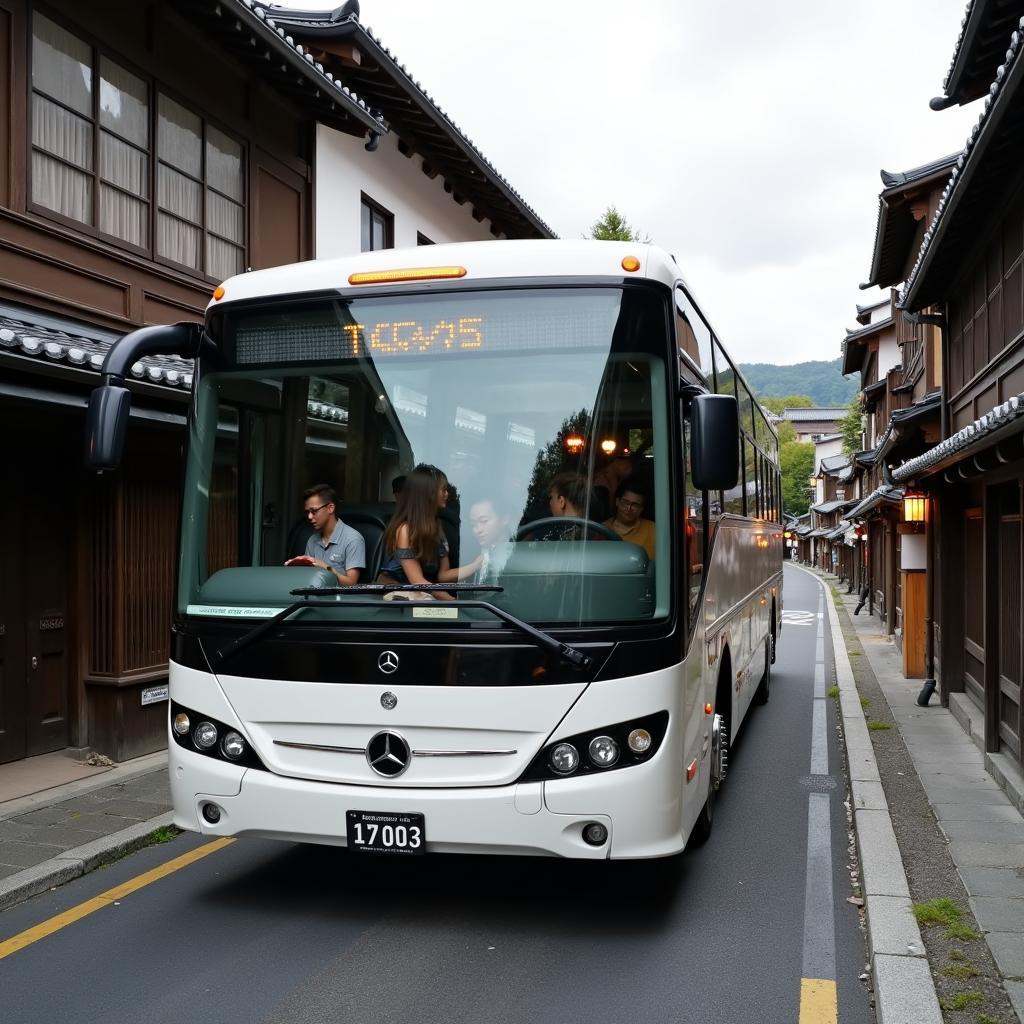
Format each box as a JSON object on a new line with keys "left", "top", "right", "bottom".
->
{"left": 284, "top": 484, "right": 365, "bottom": 585}
{"left": 604, "top": 478, "right": 655, "bottom": 560}
{"left": 440, "top": 497, "right": 513, "bottom": 585}
{"left": 378, "top": 464, "right": 453, "bottom": 598}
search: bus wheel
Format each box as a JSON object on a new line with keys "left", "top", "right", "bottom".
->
{"left": 691, "top": 711, "right": 728, "bottom": 846}
{"left": 755, "top": 637, "right": 771, "bottom": 705}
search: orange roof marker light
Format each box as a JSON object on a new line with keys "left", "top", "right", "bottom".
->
{"left": 348, "top": 265, "right": 468, "bottom": 286}
{"left": 212, "top": 285, "right": 226, "bottom": 301}
{"left": 621, "top": 255, "right": 641, "bottom": 273}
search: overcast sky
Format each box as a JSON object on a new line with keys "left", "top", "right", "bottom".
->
{"left": 276, "top": 0, "right": 981, "bottom": 365}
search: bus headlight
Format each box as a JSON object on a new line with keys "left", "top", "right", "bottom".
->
{"left": 588, "top": 735, "right": 619, "bottom": 767}
{"left": 520, "top": 712, "right": 669, "bottom": 783}
{"left": 193, "top": 722, "right": 218, "bottom": 749}
{"left": 627, "top": 728, "right": 652, "bottom": 754}
{"left": 170, "top": 702, "right": 268, "bottom": 771}
{"left": 220, "top": 732, "right": 246, "bottom": 760}
{"left": 549, "top": 743, "right": 580, "bottom": 775}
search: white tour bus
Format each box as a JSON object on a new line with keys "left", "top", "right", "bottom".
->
{"left": 86, "top": 240, "right": 782, "bottom": 859}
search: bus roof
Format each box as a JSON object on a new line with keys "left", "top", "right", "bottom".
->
{"left": 207, "top": 240, "right": 685, "bottom": 309}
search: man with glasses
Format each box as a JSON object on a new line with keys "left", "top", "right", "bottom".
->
{"left": 604, "top": 478, "right": 655, "bottom": 560}
{"left": 285, "top": 484, "right": 365, "bottom": 585}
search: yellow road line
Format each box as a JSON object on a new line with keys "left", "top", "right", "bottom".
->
{"left": 799, "top": 978, "right": 838, "bottom": 1024}
{"left": 0, "top": 837, "right": 235, "bottom": 961}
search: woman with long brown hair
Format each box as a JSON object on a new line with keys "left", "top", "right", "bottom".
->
{"left": 378, "top": 464, "right": 452, "bottom": 596}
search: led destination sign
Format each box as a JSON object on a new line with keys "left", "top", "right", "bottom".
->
{"left": 229, "top": 294, "right": 621, "bottom": 366}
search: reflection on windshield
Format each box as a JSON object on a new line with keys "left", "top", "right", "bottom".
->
{"left": 180, "top": 287, "right": 671, "bottom": 626}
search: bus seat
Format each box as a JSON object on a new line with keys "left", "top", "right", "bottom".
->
{"left": 338, "top": 509, "right": 388, "bottom": 581}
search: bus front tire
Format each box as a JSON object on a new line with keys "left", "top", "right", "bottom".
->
{"left": 691, "top": 711, "right": 728, "bottom": 846}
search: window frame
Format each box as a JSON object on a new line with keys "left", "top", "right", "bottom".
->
{"left": 360, "top": 192, "right": 394, "bottom": 252}
{"left": 27, "top": 10, "right": 247, "bottom": 281}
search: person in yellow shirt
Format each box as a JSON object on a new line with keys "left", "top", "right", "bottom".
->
{"left": 604, "top": 479, "right": 655, "bottom": 560}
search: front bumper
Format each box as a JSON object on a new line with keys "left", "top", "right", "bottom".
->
{"left": 170, "top": 745, "right": 685, "bottom": 860}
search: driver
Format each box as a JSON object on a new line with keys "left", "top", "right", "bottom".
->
{"left": 538, "top": 473, "right": 606, "bottom": 541}
{"left": 286, "top": 484, "right": 365, "bottom": 585}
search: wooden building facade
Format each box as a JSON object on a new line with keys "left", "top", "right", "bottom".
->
{"left": 0, "top": 0, "right": 549, "bottom": 766}
{"left": 894, "top": 0, "right": 1024, "bottom": 772}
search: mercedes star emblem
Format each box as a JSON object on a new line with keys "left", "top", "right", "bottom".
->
{"left": 380, "top": 691, "right": 398, "bottom": 710}
{"left": 378, "top": 650, "right": 399, "bottom": 674}
{"left": 366, "top": 730, "right": 411, "bottom": 777}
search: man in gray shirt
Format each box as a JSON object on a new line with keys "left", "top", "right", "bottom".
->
{"left": 287, "top": 484, "right": 365, "bottom": 585}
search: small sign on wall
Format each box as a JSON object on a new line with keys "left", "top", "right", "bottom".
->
{"left": 141, "top": 684, "right": 169, "bottom": 706}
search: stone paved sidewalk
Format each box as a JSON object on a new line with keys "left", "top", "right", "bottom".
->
{"left": 820, "top": 568, "right": 1024, "bottom": 1021}
{"left": 0, "top": 768, "right": 172, "bottom": 909}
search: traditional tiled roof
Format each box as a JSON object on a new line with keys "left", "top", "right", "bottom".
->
{"left": 826, "top": 519, "right": 853, "bottom": 542}
{"left": 847, "top": 485, "right": 903, "bottom": 520}
{"left": 784, "top": 407, "right": 849, "bottom": 422}
{"left": 842, "top": 316, "right": 894, "bottom": 376}
{"left": 855, "top": 298, "right": 889, "bottom": 325}
{"left": 0, "top": 309, "right": 351, "bottom": 425}
{"left": 819, "top": 454, "right": 852, "bottom": 473}
{"left": 935, "top": 0, "right": 1024, "bottom": 107}
{"left": 902, "top": 16, "right": 1024, "bottom": 311}
{"left": 892, "top": 392, "right": 1024, "bottom": 482}
{"left": 845, "top": 318, "right": 894, "bottom": 343}
{"left": 861, "top": 155, "right": 957, "bottom": 291}
{"left": 0, "top": 313, "right": 193, "bottom": 388}
{"left": 812, "top": 498, "right": 855, "bottom": 515}
{"left": 175, "top": 0, "right": 387, "bottom": 136}
{"left": 263, "top": 2, "right": 553, "bottom": 239}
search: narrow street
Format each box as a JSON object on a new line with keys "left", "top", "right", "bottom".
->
{"left": 0, "top": 565, "right": 871, "bottom": 1024}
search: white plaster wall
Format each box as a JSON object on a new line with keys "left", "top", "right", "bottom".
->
{"left": 315, "top": 125, "right": 498, "bottom": 259}
{"left": 878, "top": 327, "right": 900, "bottom": 375}
{"left": 814, "top": 436, "right": 843, "bottom": 477}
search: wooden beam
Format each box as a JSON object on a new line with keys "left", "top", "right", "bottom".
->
{"left": 306, "top": 40, "right": 362, "bottom": 66}
{"left": 397, "top": 138, "right": 415, "bottom": 158}
{"left": 421, "top": 159, "right": 439, "bottom": 180}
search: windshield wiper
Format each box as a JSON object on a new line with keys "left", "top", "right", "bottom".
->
{"left": 210, "top": 583, "right": 593, "bottom": 671}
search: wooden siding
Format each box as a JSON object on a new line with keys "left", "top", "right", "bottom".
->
{"left": 945, "top": 179, "right": 1024, "bottom": 432}
{"left": 0, "top": 0, "right": 312, "bottom": 332}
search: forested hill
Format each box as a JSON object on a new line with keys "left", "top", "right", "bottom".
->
{"left": 737, "top": 357, "right": 856, "bottom": 407}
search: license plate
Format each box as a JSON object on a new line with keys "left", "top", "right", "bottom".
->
{"left": 346, "top": 810, "right": 426, "bottom": 855}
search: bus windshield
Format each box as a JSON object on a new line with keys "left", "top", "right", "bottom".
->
{"left": 178, "top": 285, "right": 672, "bottom": 628}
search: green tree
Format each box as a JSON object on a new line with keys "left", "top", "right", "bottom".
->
{"left": 837, "top": 397, "right": 864, "bottom": 455}
{"left": 776, "top": 419, "right": 797, "bottom": 445}
{"left": 760, "top": 394, "right": 815, "bottom": 415}
{"left": 587, "top": 205, "right": 646, "bottom": 242}
{"left": 780, "top": 440, "right": 815, "bottom": 517}
{"left": 525, "top": 408, "right": 591, "bottom": 516}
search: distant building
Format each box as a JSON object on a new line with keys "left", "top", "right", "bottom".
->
{"left": 776, "top": 407, "right": 850, "bottom": 444}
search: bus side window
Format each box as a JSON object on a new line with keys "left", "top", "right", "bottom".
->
{"left": 683, "top": 418, "right": 707, "bottom": 621}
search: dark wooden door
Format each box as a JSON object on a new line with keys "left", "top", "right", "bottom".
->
{"left": 0, "top": 451, "right": 28, "bottom": 764}
{"left": 996, "top": 482, "right": 1022, "bottom": 763}
{"left": 0, "top": 414, "right": 70, "bottom": 762}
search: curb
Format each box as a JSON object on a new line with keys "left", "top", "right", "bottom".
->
{"left": 0, "top": 811, "right": 174, "bottom": 913}
{"left": 789, "top": 564, "right": 943, "bottom": 1024}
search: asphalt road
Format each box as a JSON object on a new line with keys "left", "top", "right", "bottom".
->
{"left": 0, "top": 564, "right": 872, "bottom": 1024}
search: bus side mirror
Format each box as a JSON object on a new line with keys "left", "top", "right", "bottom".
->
{"left": 691, "top": 393, "right": 738, "bottom": 491}
{"left": 85, "top": 384, "right": 131, "bottom": 471}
